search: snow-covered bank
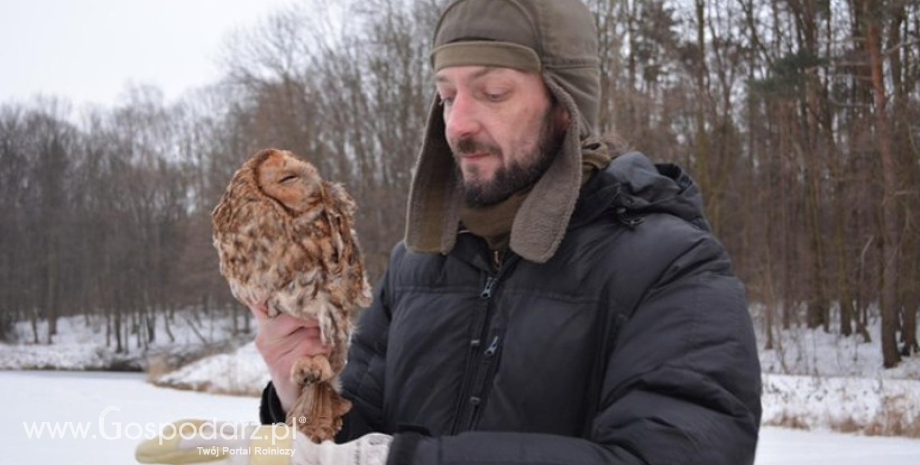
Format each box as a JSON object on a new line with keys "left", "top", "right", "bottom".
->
{"left": 755, "top": 310, "right": 920, "bottom": 380}
{"left": 762, "top": 374, "right": 920, "bottom": 437}
{"left": 152, "top": 339, "right": 920, "bottom": 438}
{"left": 6, "top": 308, "right": 920, "bottom": 439}
{"left": 2, "top": 371, "right": 919, "bottom": 464}
{"left": 0, "top": 311, "right": 253, "bottom": 371}
{"left": 162, "top": 349, "right": 920, "bottom": 438}
{"left": 160, "top": 333, "right": 920, "bottom": 439}
{"left": 151, "top": 342, "right": 270, "bottom": 396}
{"left": 755, "top": 309, "right": 920, "bottom": 437}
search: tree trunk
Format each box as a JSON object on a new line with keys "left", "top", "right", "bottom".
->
{"left": 232, "top": 302, "right": 240, "bottom": 336}
{"left": 864, "top": 0, "right": 901, "bottom": 368}
{"left": 105, "top": 306, "right": 111, "bottom": 348}
{"left": 803, "top": 159, "right": 829, "bottom": 331}
{"left": 163, "top": 310, "right": 176, "bottom": 344}
{"left": 692, "top": 0, "right": 718, "bottom": 235}
{"left": 887, "top": 0, "right": 919, "bottom": 357}
{"left": 30, "top": 308, "right": 39, "bottom": 345}
{"left": 114, "top": 306, "right": 123, "bottom": 354}
{"left": 44, "top": 233, "right": 59, "bottom": 345}
{"left": 900, "top": 229, "right": 919, "bottom": 355}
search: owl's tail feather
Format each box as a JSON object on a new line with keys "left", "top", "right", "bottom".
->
{"left": 288, "top": 356, "right": 352, "bottom": 443}
{"left": 289, "top": 381, "right": 352, "bottom": 443}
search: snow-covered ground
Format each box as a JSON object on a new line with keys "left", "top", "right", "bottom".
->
{"left": 762, "top": 374, "right": 920, "bottom": 436}
{"left": 1, "top": 371, "right": 918, "bottom": 464}
{"left": 749, "top": 307, "right": 920, "bottom": 436}
{"left": 9, "top": 308, "right": 917, "bottom": 377}
{"left": 150, "top": 310, "right": 920, "bottom": 437}
{"left": 753, "top": 306, "right": 920, "bottom": 380}
{"left": 155, "top": 341, "right": 920, "bottom": 437}
{"left": 4, "top": 309, "right": 920, "bottom": 440}
{"left": 0, "top": 371, "right": 920, "bottom": 465}
{"left": 2, "top": 371, "right": 258, "bottom": 465}
{"left": 152, "top": 341, "right": 270, "bottom": 396}
{"left": 0, "top": 311, "right": 253, "bottom": 371}
{"left": 755, "top": 427, "right": 920, "bottom": 464}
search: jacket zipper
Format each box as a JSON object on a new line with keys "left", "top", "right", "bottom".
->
{"left": 449, "top": 252, "right": 518, "bottom": 435}
{"left": 481, "top": 276, "right": 497, "bottom": 299}
{"left": 484, "top": 334, "right": 500, "bottom": 357}
{"left": 448, "top": 275, "right": 498, "bottom": 435}
{"left": 467, "top": 331, "right": 503, "bottom": 428}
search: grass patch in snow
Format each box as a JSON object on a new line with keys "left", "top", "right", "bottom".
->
{"left": 762, "top": 374, "right": 920, "bottom": 438}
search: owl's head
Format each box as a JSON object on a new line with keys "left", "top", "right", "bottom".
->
{"left": 254, "top": 149, "right": 324, "bottom": 215}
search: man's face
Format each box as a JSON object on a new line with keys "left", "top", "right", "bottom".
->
{"left": 435, "top": 66, "right": 568, "bottom": 207}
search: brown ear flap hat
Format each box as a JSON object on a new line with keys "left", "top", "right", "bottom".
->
{"left": 405, "top": 0, "right": 600, "bottom": 263}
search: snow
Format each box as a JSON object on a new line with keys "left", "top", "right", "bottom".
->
{"left": 755, "top": 427, "right": 920, "bottom": 464}
{"left": 753, "top": 305, "right": 920, "bottom": 380}
{"left": 2, "top": 371, "right": 258, "bottom": 465}
{"left": 0, "top": 314, "right": 277, "bottom": 398}
{"left": 153, "top": 310, "right": 920, "bottom": 438}
{"left": 0, "top": 312, "right": 254, "bottom": 371}
{"left": 152, "top": 342, "right": 271, "bottom": 396}
{"left": 1, "top": 371, "right": 919, "bottom": 464}
{"left": 748, "top": 306, "right": 920, "bottom": 436}
{"left": 162, "top": 343, "right": 920, "bottom": 437}
{"left": 761, "top": 374, "right": 920, "bottom": 436}
{"left": 159, "top": 345, "right": 920, "bottom": 438}
{"left": 3, "top": 306, "right": 920, "bottom": 458}
{"left": 6, "top": 311, "right": 249, "bottom": 347}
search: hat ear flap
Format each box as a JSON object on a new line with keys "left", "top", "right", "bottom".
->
{"left": 508, "top": 75, "right": 584, "bottom": 263}
{"left": 405, "top": 96, "right": 462, "bottom": 255}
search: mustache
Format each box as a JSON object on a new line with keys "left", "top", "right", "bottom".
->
{"left": 452, "top": 137, "right": 501, "bottom": 156}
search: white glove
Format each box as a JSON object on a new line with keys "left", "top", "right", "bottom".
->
{"left": 294, "top": 431, "right": 391, "bottom": 465}
{"left": 135, "top": 419, "right": 391, "bottom": 465}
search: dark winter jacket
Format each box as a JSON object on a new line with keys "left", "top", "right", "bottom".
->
{"left": 261, "top": 152, "right": 763, "bottom": 465}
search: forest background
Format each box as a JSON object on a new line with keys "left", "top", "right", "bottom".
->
{"left": 1, "top": 0, "right": 918, "bottom": 371}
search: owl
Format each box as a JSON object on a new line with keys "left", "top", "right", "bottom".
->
{"left": 211, "top": 148, "right": 373, "bottom": 442}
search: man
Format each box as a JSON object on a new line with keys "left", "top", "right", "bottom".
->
{"left": 261, "top": 0, "right": 761, "bottom": 460}
{"left": 140, "top": 0, "right": 762, "bottom": 463}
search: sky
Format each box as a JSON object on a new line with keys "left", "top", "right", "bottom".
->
{"left": 0, "top": 0, "right": 297, "bottom": 109}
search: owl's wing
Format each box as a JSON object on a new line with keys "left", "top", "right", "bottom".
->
{"left": 325, "top": 183, "right": 373, "bottom": 308}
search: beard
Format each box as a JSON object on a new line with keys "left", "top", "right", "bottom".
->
{"left": 452, "top": 108, "right": 566, "bottom": 208}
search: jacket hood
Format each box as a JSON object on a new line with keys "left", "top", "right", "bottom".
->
{"left": 573, "top": 152, "right": 711, "bottom": 232}
{"left": 405, "top": 0, "right": 601, "bottom": 263}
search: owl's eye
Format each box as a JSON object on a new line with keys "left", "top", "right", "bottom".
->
{"left": 279, "top": 174, "right": 299, "bottom": 184}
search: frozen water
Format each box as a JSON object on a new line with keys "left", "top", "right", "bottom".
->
{"left": 2, "top": 371, "right": 918, "bottom": 464}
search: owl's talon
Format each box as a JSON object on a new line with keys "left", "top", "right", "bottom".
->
{"left": 291, "top": 355, "right": 334, "bottom": 385}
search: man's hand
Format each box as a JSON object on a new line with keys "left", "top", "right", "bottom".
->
{"left": 135, "top": 420, "right": 392, "bottom": 465}
{"left": 248, "top": 303, "right": 330, "bottom": 414}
